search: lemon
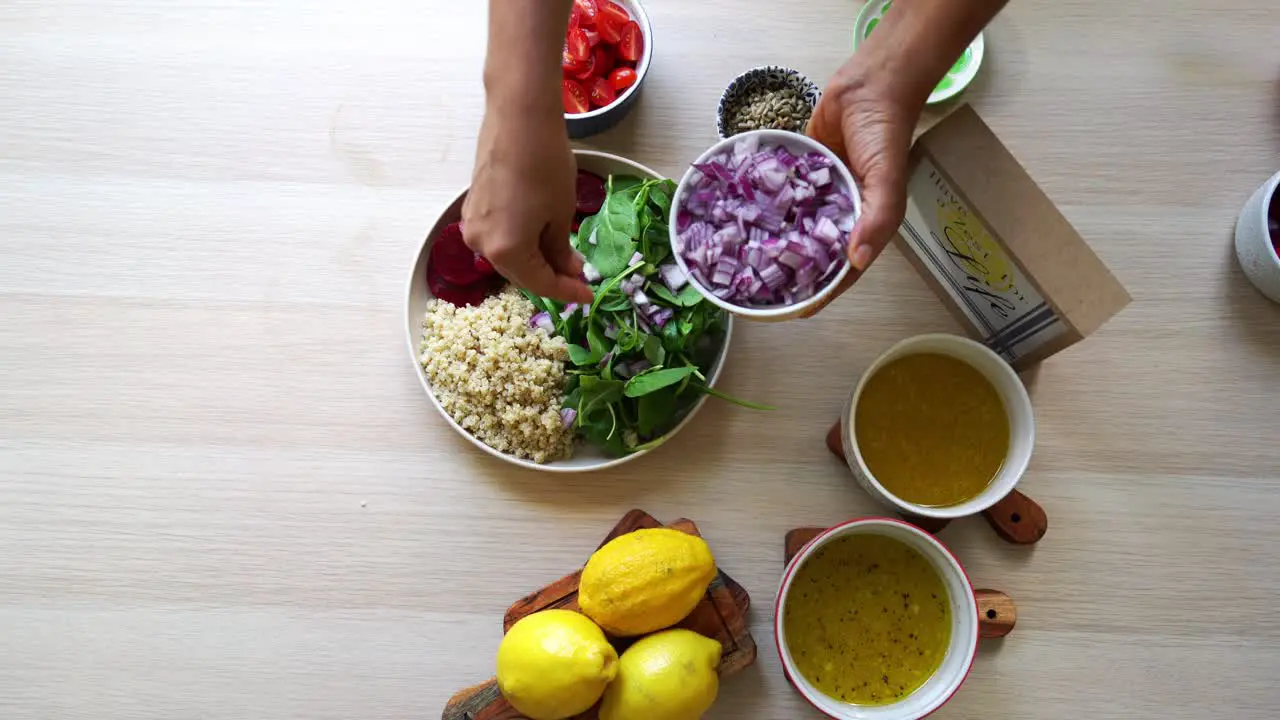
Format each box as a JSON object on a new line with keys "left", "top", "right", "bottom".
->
{"left": 578, "top": 528, "right": 717, "bottom": 637}
{"left": 495, "top": 609, "right": 618, "bottom": 720}
{"left": 599, "top": 629, "right": 722, "bottom": 720}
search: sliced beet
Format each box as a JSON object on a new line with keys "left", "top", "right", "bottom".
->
{"left": 430, "top": 222, "right": 485, "bottom": 285}
{"left": 473, "top": 255, "right": 495, "bottom": 276}
{"left": 428, "top": 266, "right": 497, "bottom": 307}
{"left": 575, "top": 170, "right": 607, "bottom": 215}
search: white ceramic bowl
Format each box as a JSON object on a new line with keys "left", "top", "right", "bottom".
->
{"left": 564, "top": 0, "right": 653, "bottom": 139}
{"left": 1233, "top": 171, "right": 1280, "bottom": 304}
{"left": 669, "top": 129, "right": 861, "bottom": 322}
{"left": 404, "top": 150, "right": 734, "bottom": 473}
{"left": 839, "top": 334, "right": 1035, "bottom": 519}
{"left": 775, "top": 518, "right": 979, "bottom": 719}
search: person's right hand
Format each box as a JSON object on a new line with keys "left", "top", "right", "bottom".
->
{"left": 462, "top": 105, "right": 594, "bottom": 305}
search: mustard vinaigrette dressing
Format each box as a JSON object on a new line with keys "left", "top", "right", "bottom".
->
{"left": 783, "top": 534, "right": 951, "bottom": 705}
{"left": 855, "top": 353, "right": 1009, "bottom": 507}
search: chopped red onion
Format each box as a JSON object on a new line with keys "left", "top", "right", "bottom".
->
{"left": 560, "top": 303, "right": 579, "bottom": 320}
{"left": 676, "top": 138, "right": 856, "bottom": 306}
{"left": 529, "top": 311, "right": 554, "bottom": 333}
{"left": 658, "top": 264, "right": 688, "bottom": 290}
{"left": 633, "top": 289, "right": 650, "bottom": 306}
{"left": 583, "top": 262, "right": 602, "bottom": 283}
{"left": 629, "top": 251, "right": 644, "bottom": 267}
{"left": 560, "top": 408, "right": 577, "bottom": 428}
{"left": 649, "top": 307, "right": 674, "bottom": 328}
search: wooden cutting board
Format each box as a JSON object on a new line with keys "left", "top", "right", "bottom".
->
{"left": 442, "top": 509, "right": 756, "bottom": 720}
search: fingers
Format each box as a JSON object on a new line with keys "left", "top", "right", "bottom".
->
{"left": 799, "top": 266, "right": 859, "bottom": 319}
{"left": 542, "top": 212, "right": 585, "bottom": 281}
{"left": 491, "top": 241, "right": 593, "bottom": 305}
{"left": 848, "top": 164, "right": 908, "bottom": 272}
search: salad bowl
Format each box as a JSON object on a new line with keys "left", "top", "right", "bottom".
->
{"left": 406, "top": 150, "right": 735, "bottom": 473}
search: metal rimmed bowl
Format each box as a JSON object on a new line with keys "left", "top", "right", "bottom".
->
{"left": 404, "top": 150, "right": 735, "bottom": 472}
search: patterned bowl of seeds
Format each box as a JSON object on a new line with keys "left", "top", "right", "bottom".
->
{"left": 716, "top": 65, "right": 822, "bottom": 139}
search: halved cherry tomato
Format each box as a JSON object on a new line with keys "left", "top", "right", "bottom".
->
{"left": 618, "top": 21, "right": 643, "bottom": 63}
{"left": 609, "top": 67, "right": 638, "bottom": 92}
{"left": 562, "top": 45, "right": 586, "bottom": 74}
{"left": 573, "top": 0, "right": 599, "bottom": 26}
{"left": 596, "top": 1, "right": 629, "bottom": 43}
{"left": 566, "top": 27, "right": 591, "bottom": 64}
{"left": 570, "top": 49, "right": 597, "bottom": 81}
{"left": 583, "top": 28, "right": 600, "bottom": 46}
{"left": 593, "top": 44, "right": 615, "bottom": 77}
{"left": 562, "top": 78, "right": 590, "bottom": 114}
{"left": 588, "top": 75, "right": 617, "bottom": 109}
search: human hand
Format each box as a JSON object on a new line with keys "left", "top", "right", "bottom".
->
{"left": 803, "top": 57, "right": 921, "bottom": 314}
{"left": 463, "top": 106, "right": 594, "bottom": 305}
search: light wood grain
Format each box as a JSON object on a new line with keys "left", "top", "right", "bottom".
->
{"left": 2, "top": 1, "right": 1279, "bottom": 719}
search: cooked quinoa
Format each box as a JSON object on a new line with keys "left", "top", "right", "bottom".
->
{"left": 419, "top": 287, "right": 575, "bottom": 463}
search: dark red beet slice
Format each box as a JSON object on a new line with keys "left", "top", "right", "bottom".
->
{"left": 575, "top": 170, "right": 607, "bottom": 215}
{"left": 430, "top": 222, "right": 485, "bottom": 285}
{"left": 474, "top": 255, "right": 495, "bottom": 276}
{"left": 428, "top": 266, "right": 495, "bottom": 307}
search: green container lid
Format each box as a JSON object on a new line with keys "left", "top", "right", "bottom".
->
{"left": 853, "top": 0, "right": 985, "bottom": 105}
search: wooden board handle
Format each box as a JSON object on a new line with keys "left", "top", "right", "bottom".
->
{"left": 975, "top": 589, "right": 1017, "bottom": 638}
{"left": 785, "top": 528, "right": 1016, "bottom": 639}
{"left": 981, "top": 490, "right": 1048, "bottom": 544}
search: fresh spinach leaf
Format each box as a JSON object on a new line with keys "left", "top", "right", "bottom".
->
{"left": 599, "top": 294, "right": 632, "bottom": 313}
{"left": 579, "top": 375, "right": 625, "bottom": 415}
{"left": 648, "top": 283, "right": 681, "bottom": 306}
{"left": 675, "top": 282, "right": 705, "bottom": 306}
{"left": 609, "top": 175, "right": 645, "bottom": 198}
{"left": 567, "top": 344, "right": 594, "bottom": 366}
{"left": 586, "top": 323, "right": 609, "bottom": 363}
{"left": 643, "top": 334, "right": 666, "bottom": 366}
{"left": 585, "top": 226, "right": 636, "bottom": 277}
{"left": 690, "top": 381, "right": 776, "bottom": 410}
{"left": 649, "top": 179, "right": 676, "bottom": 218}
{"left": 661, "top": 319, "right": 682, "bottom": 354}
{"left": 637, "top": 387, "right": 677, "bottom": 437}
{"left": 624, "top": 366, "right": 698, "bottom": 398}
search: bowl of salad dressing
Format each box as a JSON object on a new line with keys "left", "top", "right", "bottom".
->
{"left": 839, "top": 333, "right": 1035, "bottom": 519}
{"left": 775, "top": 518, "right": 980, "bottom": 719}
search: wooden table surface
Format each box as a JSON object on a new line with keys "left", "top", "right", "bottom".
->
{"left": 3, "top": 1, "right": 1279, "bottom": 718}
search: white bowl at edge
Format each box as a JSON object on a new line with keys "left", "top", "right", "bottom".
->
{"left": 669, "top": 129, "right": 861, "bottom": 322}
{"left": 404, "top": 150, "right": 734, "bottom": 473}
{"left": 1234, "top": 171, "right": 1280, "bottom": 303}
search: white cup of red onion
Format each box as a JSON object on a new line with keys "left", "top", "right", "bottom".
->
{"left": 669, "top": 130, "right": 861, "bottom": 321}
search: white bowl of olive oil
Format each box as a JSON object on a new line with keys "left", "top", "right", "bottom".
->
{"left": 775, "top": 518, "right": 980, "bottom": 718}
{"left": 838, "top": 333, "right": 1035, "bottom": 519}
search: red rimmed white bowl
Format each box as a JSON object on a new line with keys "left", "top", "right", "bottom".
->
{"left": 775, "top": 518, "right": 979, "bottom": 720}
{"left": 564, "top": 0, "right": 653, "bottom": 139}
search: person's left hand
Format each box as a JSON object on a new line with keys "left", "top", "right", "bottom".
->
{"left": 802, "top": 56, "right": 921, "bottom": 316}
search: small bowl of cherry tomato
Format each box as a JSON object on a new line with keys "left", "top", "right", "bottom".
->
{"left": 561, "top": 0, "right": 651, "bottom": 139}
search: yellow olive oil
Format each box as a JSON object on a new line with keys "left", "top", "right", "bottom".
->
{"left": 856, "top": 353, "right": 1009, "bottom": 506}
{"left": 783, "top": 534, "right": 951, "bottom": 705}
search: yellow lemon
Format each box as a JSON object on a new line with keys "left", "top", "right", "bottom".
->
{"left": 495, "top": 609, "right": 618, "bottom": 720}
{"left": 599, "top": 629, "right": 722, "bottom": 720}
{"left": 579, "top": 528, "right": 717, "bottom": 637}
